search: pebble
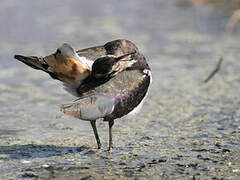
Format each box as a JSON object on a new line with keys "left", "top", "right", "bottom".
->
{"left": 21, "top": 173, "right": 38, "bottom": 178}
{"left": 42, "top": 164, "right": 50, "bottom": 168}
{"left": 21, "top": 160, "right": 31, "bottom": 164}
{"left": 232, "top": 169, "right": 239, "bottom": 173}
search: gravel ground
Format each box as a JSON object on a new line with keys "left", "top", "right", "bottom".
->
{"left": 0, "top": 0, "right": 240, "bottom": 179}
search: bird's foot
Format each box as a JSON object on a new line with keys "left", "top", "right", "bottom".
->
{"left": 97, "top": 143, "right": 101, "bottom": 149}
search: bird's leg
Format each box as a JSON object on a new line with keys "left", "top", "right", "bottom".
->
{"left": 90, "top": 120, "right": 101, "bottom": 149}
{"left": 108, "top": 120, "right": 114, "bottom": 151}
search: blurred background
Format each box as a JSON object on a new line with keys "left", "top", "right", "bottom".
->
{"left": 0, "top": 0, "right": 240, "bottom": 179}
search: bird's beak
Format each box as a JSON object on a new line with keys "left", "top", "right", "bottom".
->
{"left": 14, "top": 55, "right": 48, "bottom": 71}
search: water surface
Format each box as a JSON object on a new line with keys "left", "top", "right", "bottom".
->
{"left": 0, "top": 0, "right": 240, "bottom": 179}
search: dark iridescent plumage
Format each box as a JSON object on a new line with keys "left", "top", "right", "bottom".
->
{"left": 14, "top": 39, "right": 151, "bottom": 150}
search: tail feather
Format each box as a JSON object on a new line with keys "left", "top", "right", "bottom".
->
{"left": 60, "top": 94, "right": 116, "bottom": 121}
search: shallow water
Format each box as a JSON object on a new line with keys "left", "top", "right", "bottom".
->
{"left": 0, "top": 0, "right": 240, "bottom": 179}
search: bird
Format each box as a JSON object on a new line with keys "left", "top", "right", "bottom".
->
{"left": 14, "top": 39, "right": 152, "bottom": 151}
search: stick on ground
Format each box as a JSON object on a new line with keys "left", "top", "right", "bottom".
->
{"left": 203, "top": 57, "right": 223, "bottom": 83}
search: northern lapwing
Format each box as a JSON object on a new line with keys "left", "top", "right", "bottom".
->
{"left": 14, "top": 39, "right": 152, "bottom": 151}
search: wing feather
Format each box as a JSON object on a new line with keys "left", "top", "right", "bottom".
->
{"left": 60, "top": 69, "right": 149, "bottom": 121}
{"left": 76, "top": 46, "right": 107, "bottom": 61}
{"left": 60, "top": 94, "right": 116, "bottom": 121}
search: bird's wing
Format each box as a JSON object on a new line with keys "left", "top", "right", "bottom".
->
{"left": 76, "top": 39, "right": 139, "bottom": 61}
{"left": 60, "top": 94, "right": 115, "bottom": 121}
{"left": 60, "top": 69, "right": 150, "bottom": 121}
{"left": 76, "top": 45, "right": 107, "bottom": 61}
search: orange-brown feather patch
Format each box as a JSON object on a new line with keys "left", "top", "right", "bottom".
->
{"left": 47, "top": 54, "right": 91, "bottom": 83}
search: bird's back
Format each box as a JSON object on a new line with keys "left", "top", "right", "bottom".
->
{"left": 61, "top": 52, "right": 151, "bottom": 121}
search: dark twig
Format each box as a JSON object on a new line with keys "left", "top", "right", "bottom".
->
{"left": 203, "top": 57, "right": 223, "bottom": 83}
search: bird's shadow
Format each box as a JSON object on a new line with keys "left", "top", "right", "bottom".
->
{"left": 0, "top": 144, "right": 90, "bottom": 161}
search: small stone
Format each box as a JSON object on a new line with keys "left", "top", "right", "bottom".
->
{"left": 222, "top": 149, "right": 230, "bottom": 153}
{"left": 76, "top": 146, "right": 86, "bottom": 152}
{"left": 67, "top": 158, "right": 75, "bottom": 161}
{"left": 141, "top": 135, "right": 153, "bottom": 140}
{"left": 21, "top": 160, "right": 31, "bottom": 164}
{"left": 25, "top": 168, "right": 33, "bottom": 171}
{"left": 158, "top": 159, "right": 167, "bottom": 162}
{"left": 139, "top": 163, "right": 146, "bottom": 168}
{"left": 21, "top": 173, "right": 38, "bottom": 178}
{"left": 197, "top": 155, "right": 210, "bottom": 161}
{"left": 42, "top": 164, "right": 49, "bottom": 168}
{"left": 233, "top": 169, "right": 239, "bottom": 173}
{"left": 191, "top": 149, "right": 208, "bottom": 152}
{"left": 176, "top": 163, "right": 185, "bottom": 167}
{"left": 215, "top": 134, "right": 222, "bottom": 138}
{"left": 215, "top": 142, "right": 222, "bottom": 148}
{"left": 80, "top": 175, "right": 93, "bottom": 180}
{"left": 119, "top": 162, "right": 126, "bottom": 165}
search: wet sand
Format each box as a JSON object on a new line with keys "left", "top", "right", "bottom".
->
{"left": 0, "top": 0, "right": 240, "bottom": 179}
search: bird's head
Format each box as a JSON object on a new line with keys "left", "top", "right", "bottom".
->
{"left": 15, "top": 43, "right": 91, "bottom": 84}
{"left": 43, "top": 43, "right": 91, "bottom": 83}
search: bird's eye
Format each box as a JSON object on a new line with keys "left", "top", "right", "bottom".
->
{"left": 54, "top": 49, "right": 61, "bottom": 58}
{"left": 56, "top": 49, "right": 61, "bottom": 54}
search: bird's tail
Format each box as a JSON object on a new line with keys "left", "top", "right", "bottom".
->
{"left": 60, "top": 94, "right": 116, "bottom": 121}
